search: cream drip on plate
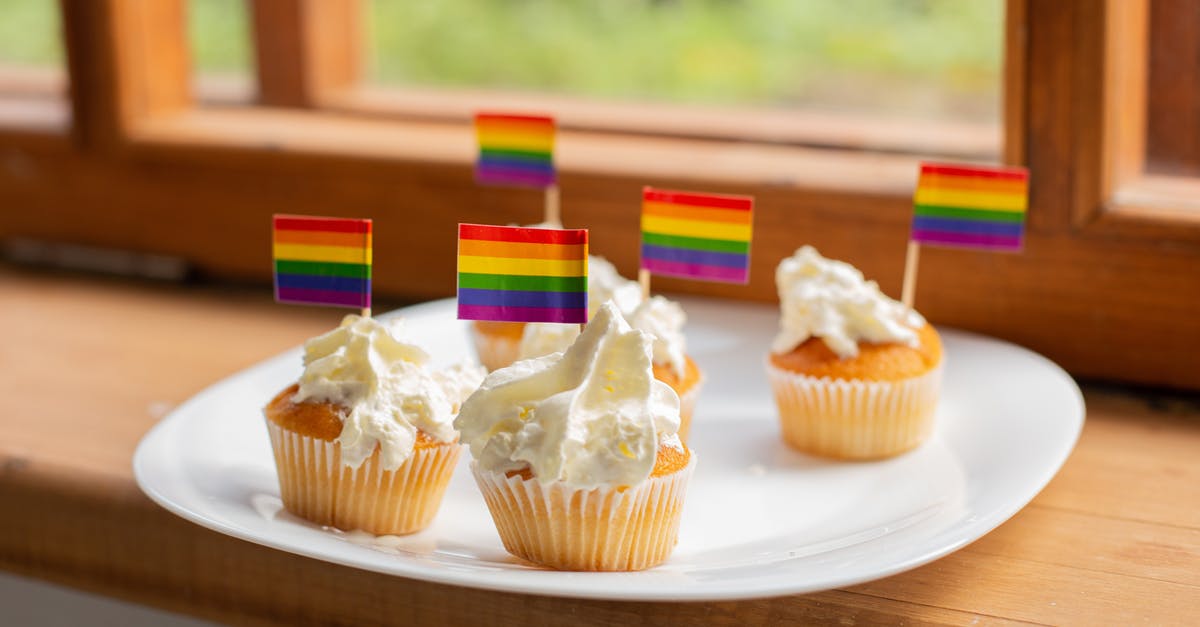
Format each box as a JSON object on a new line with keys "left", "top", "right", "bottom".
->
{"left": 771, "top": 246, "right": 924, "bottom": 358}
{"left": 293, "top": 315, "right": 485, "bottom": 470}
{"left": 456, "top": 302, "right": 681, "bottom": 490}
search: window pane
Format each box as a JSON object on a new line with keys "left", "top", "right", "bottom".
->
{"left": 365, "top": 0, "right": 1002, "bottom": 126}
{"left": 188, "top": 0, "right": 253, "bottom": 102}
{"left": 0, "top": 0, "right": 61, "bottom": 68}
{"left": 0, "top": 0, "right": 67, "bottom": 131}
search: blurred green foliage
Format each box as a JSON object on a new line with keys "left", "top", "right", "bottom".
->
{"left": 189, "top": 0, "right": 252, "bottom": 73}
{"left": 367, "top": 0, "right": 1000, "bottom": 119}
{"left": 0, "top": 0, "right": 1001, "bottom": 121}
{"left": 0, "top": 0, "right": 62, "bottom": 65}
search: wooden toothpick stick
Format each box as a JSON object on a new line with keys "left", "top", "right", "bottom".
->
{"left": 544, "top": 185, "right": 561, "bottom": 225}
{"left": 900, "top": 241, "right": 920, "bottom": 308}
{"left": 638, "top": 268, "right": 651, "bottom": 301}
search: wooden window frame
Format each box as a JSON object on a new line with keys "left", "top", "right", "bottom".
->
{"left": 0, "top": 0, "right": 1197, "bottom": 388}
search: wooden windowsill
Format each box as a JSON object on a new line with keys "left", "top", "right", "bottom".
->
{"left": 129, "top": 106, "right": 922, "bottom": 202}
{"left": 1, "top": 266, "right": 1196, "bottom": 625}
{"left": 321, "top": 85, "right": 1001, "bottom": 160}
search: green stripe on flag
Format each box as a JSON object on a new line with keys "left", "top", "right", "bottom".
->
{"left": 479, "top": 148, "right": 552, "bottom": 163}
{"left": 275, "top": 260, "right": 371, "bottom": 278}
{"left": 641, "top": 231, "right": 750, "bottom": 254}
{"left": 914, "top": 204, "right": 1026, "bottom": 223}
{"left": 458, "top": 273, "right": 586, "bottom": 292}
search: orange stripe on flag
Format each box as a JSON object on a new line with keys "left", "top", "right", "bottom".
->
{"left": 458, "top": 239, "right": 586, "bottom": 261}
{"left": 274, "top": 230, "right": 371, "bottom": 248}
{"left": 919, "top": 174, "right": 1027, "bottom": 195}
{"left": 643, "top": 201, "right": 753, "bottom": 225}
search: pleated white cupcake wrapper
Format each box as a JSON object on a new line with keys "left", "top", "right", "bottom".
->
{"left": 469, "top": 325, "right": 522, "bottom": 372}
{"left": 765, "top": 361, "right": 943, "bottom": 459}
{"left": 472, "top": 457, "right": 696, "bottom": 571}
{"left": 266, "top": 421, "right": 461, "bottom": 535}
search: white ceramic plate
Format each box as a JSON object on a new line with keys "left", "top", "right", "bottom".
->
{"left": 134, "top": 297, "right": 1084, "bottom": 601}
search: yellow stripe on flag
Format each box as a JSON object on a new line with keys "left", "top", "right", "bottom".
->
{"left": 274, "top": 243, "right": 372, "bottom": 264}
{"left": 476, "top": 130, "right": 554, "bottom": 153}
{"left": 914, "top": 188, "right": 1027, "bottom": 212}
{"left": 458, "top": 255, "right": 585, "bottom": 277}
{"left": 641, "top": 214, "right": 752, "bottom": 242}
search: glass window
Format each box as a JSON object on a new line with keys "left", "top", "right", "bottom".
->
{"left": 0, "top": 0, "right": 62, "bottom": 68}
{"left": 188, "top": 0, "right": 253, "bottom": 102}
{"left": 364, "top": 0, "right": 1002, "bottom": 126}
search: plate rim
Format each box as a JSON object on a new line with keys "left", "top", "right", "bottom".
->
{"left": 132, "top": 297, "right": 1085, "bottom": 601}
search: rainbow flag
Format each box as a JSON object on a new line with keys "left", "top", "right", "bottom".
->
{"left": 640, "top": 187, "right": 754, "bottom": 284}
{"left": 457, "top": 224, "right": 588, "bottom": 323}
{"left": 475, "top": 113, "right": 556, "bottom": 188}
{"left": 273, "top": 214, "right": 372, "bottom": 308}
{"left": 912, "top": 163, "right": 1030, "bottom": 252}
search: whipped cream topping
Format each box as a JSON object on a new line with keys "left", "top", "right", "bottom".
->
{"left": 293, "top": 315, "right": 486, "bottom": 470}
{"left": 456, "top": 302, "right": 681, "bottom": 490}
{"left": 628, "top": 296, "right": 688, "bottom": 379}
{"left": 771, "top": 246, "right": 925, "bottom": 358}
{"left": 517, "top": 255, "right": 643, "bottom": 359}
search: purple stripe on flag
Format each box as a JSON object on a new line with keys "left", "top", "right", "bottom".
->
{"left": 476, "top": 165, "right": 556, "bottom": 188}
{"left": 911, "top": 230, "right": 1023, "bottom": 252}
{"left": 912, "top": 215, "right": 1024, "bottom": 237}
{"left": 641, "top": 243, "right": 748, "bottom": 269}
{"left": 641, "top": 257, "right": 749, "bottom": 284}
{"left": 458, "top": 287, "right": 586, "bottom": 309}
{"left": 458, "top": 304, "right": 588, "bottom": 323}
{"left": 275, "top": 286, "right": 371, "bottom": 308}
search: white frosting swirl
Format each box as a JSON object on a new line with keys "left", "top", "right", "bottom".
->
{"left": 455, "top": 302, "right": 681, "bottom": 490}
{"left": 771, "top": 246, "right": 925, "bottom": 358}
{"left": 628, "top": 296, "right": 688, "bottom": 379}
{"left": 293, "top": 315, "right": 486, "bottom": 470}
{"left": 517, "top": 257, "right": 689, "bottom": 378}
{"left": 587, "top": 255, "right": 644, "bottom": 318}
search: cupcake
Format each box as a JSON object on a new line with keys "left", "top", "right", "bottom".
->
{"left": 469, "top": 254, "right": 641, "bottom": 370}
{"left": 264, "top": 315, "right": 485, "bottom": 535}
{"left": 456, "top": 302, "right": 694, "bottom": 571}
{"left": 766, "top": 246, "right": 943, "bottom": 459}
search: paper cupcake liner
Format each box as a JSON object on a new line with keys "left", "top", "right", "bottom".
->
{"left": 471, "top": 457, "right": 695, "bottom": 571}
{"left": 765, "top": 360, "right": 942, "bottom": 460}
{"left": 675, "top": 377, "right": 703, "bottom": 443}
{"left": 469, "top": 325, "right": 522, "bottom": 372}
{"left": 266, "top": 421, "right": 461, "bottom": 535}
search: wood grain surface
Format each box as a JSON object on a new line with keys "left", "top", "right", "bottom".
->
{"left": 0, "top": 267, "right": 1196, "bottom": 626}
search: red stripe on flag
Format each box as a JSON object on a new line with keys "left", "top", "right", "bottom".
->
{"left": 459, "top": 223, "right": 587, "bottom": 245}
{"left": 919, "top": 163, "right": 1029, "bottom": 182}
{"left": 643, "top": 187, "right": 753, "bottom": 211}
{"left": 475, "top": 113, "right": 555, "bottom": 126}
{"left": 274, "top": 215, "right": 372, "bottom": 234}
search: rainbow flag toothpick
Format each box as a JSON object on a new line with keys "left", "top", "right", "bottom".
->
{"left": 457, "top": 224, "right": 588, "bottom": 323}
{"left": 912, "top": 163, "right": 1030, "bottom": 252}
{"left": 273, "top": 214, "right": 372, "bottom": 309}
{"left": 640, "top": 187, "right": 754, "bottom": 284}
{"left": 475, "top": 113, "right": 556, "bottom": 188}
